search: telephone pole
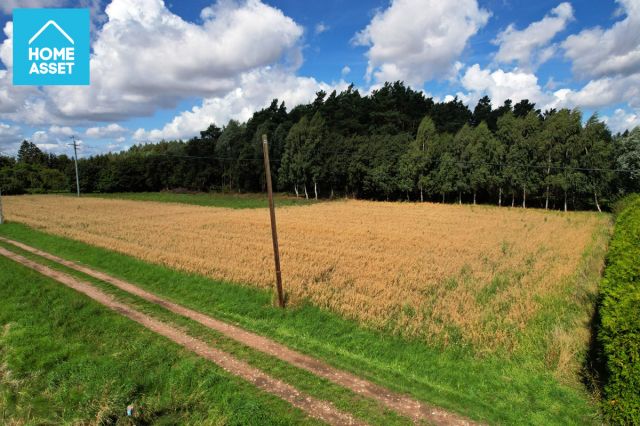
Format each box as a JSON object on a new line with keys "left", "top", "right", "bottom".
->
{"left": 70, "top": 136, "right": 80, "bottom": 197}
{"left": 262, "top": 134, "right": 285, "bottom": 308}
{"left": 0, "top": 189, "right": 4, "bottom": 225}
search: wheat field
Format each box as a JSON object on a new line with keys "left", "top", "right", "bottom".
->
{"left": 3, "top": 195, "right": 609, "bottom": 351}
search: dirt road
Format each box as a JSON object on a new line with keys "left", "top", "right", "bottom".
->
{"left": 0, "top": 237, "right": 478, "bottom": 425}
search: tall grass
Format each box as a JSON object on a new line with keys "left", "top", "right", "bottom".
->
{"left": 4, "top": 195, "right": 608, "bottom": 352}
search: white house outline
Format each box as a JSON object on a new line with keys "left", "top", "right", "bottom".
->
{"left": 29, "top": 20, "right": 74, "bottom": 45}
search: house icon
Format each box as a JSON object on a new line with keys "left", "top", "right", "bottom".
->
{"left": 29, "top": 20, "right": 74, "bottom": 45}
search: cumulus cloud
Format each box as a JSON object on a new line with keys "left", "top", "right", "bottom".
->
{"left": 353, "top": 0, "right": 490, "bottom": 86}
{"left": 0, "top": 122, "right": 23, "bottom": 151}
{"left": 85, "top": 123, "right": 127, "bottom": 138}
{"left": 0, "top": 0, "right": 304, "bottom": 124}
{"left": 560, "top": 73, "right": 640, "bottom": 110}
{"left": 563, "top": 0, "right": 640, "bottom": 79}
{"left": 134, "top": 66, "right": 348, "bottom": 141}
{"left": 602, "top": 108, "right": 640, "bottom": 133}
{"left": 494, "top": 2, "right": 573, "bottom": 70}
{"left": 458, "top": 62, "right": 640, "bottom": 115}
{"left": 49, "top": 125, "right": 75, "bottom": 137}
{"left": 0, "top": 0, "right": 66, "bottom": 15}
{"left": 459, "top": 64, "right": 557, "bottom": 108}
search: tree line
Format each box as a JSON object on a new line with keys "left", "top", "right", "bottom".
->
{"left": 1, "top": 82, "right": 639, "bottom": 211}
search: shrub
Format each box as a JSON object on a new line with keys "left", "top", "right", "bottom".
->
{"left": 599, "top": 194, "right": 640, "bottom": 424}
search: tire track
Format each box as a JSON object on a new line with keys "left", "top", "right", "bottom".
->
{"left": 0, "top": 246, "right": 364, "bottom": 426}
{"left": 0, "top": 236, "right": 478, "bottom": 425}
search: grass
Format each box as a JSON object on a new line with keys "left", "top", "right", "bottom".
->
{"left": 0, "top": 253, "right": 320, "bottom": 425}
{"left": 0, "top": 221, "right": 609, "bottom": 425}
{"left": 80, "top": 191, "right": 316, "bottom": 209}
{"left": 0, "top": 241, "right": 411, "bottom": 426}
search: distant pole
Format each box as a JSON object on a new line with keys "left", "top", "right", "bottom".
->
{"left": 0, "top": 189, "right": 4, "bottom": 225}
{"left": 262, "top": 134, "right": 285, "bottom": 308}
{"left": 71, "top": 136, "right": 80, "bottom": 197}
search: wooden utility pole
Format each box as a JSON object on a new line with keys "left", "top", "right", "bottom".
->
{"left": 262, "top": 134, "right": 285, "bottom": 308}
{"left": 70, "top": 136, "right": 80, "bottom": 197}
{"left": 0, "top": 189, "right": 4, "bottom": 225}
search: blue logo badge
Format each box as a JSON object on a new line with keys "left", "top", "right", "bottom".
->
{"left": 12, "top": 8, "right": 90, "bottom": 86}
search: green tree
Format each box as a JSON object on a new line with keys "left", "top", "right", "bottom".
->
{"left": 579, "top": 115, "right": 614, "bottom": 211}
{"left": 616, "top": 127, "right": 640, "bottom": 195}
{"left": 464, "top": 122, "right": 500, "bottom": 204}
{"left": 17, "top": 140, "right": 46, "bottom": 165}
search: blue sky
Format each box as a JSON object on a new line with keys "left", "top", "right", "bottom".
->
{"left": 0, "top": 0, "right": 638, "bottom": 157}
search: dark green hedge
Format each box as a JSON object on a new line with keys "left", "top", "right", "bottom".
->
{"left": 600, "top": 194, "right": 640, "bottom": 424}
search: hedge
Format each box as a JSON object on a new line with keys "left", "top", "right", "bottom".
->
{"left": 599, "top": 194, "right": 640, "bottom": 424}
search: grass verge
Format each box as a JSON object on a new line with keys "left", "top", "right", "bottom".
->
{"left": 0, "top": 254, "right": 319, "bottom": 425}
{"left": 0, "top": 239, "right": 412, "bottom": 426}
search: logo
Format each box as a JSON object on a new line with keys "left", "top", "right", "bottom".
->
{"left": 13, "top": 8, "right": 90, "bottom": 86}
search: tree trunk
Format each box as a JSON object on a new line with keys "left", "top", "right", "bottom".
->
{"left": 473, "top": 191, "right": 477, "bottom": 205}
{"left": 522, "top": 187, "right": 526, "bottom": 208}
{"left": 442, "top": 193, "right": 445, "bottom": 203}
{"left": 294, "top": 184, "right": 299, "bottom": 198}
{"left": 545, "top": 153, "right": 551, "bottom": 210}
{"left": 420, "top": 186, "right": 424, "bottom": 202}
{"left": 511, "top": 193, "right": 515, "bottom": 208}
{"left": 406, "top": 191, "right": 410, "bottom": 201}
{"left": 594, "top": 191, "right": 601, "bottom": 212}
{"left": 564, "top": 190, "right": 568, "bottom": 212}
{"left": 545, "top": 184, "right": 550, "bottom": 210}
{"left": 313, "top": 180, "right": 318, "bottom": 200}
{"left": 458, "top": 191, "right": 462, "bottom": 205}
{"left": 330, "top": 187, "right": 334, "bottom": 199}
{"left": 304, "top": 183, "right": 309, "bottom": 200}
{"left": 498, "top": 187, "right": 502, "bottom": 207}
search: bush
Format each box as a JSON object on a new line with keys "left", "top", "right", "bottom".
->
{"left": 599, "top": 194, "right": 640, "bottom": 424}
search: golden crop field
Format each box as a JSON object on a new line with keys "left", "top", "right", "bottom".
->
{"left": 4, "top": 195, "right": 609, "bottom": 353}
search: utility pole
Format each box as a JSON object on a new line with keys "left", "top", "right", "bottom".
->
{"left": 70, "top": 136, "right": 80, "bottom": 197}
{"left": 262, "top": 134, "right": 285, "bottom": 308}
{"left": 0, "top": 189, "right": 4, "bottom": 225}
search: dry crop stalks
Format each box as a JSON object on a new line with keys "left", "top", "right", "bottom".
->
{"left": 4, "top": 195, "right": 607, "bottom": 352}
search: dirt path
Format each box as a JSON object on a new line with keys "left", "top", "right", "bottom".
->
{"left": 0, "top": 237, "right": 478, "bottom": 426}
{"left": 0, "top": 246, "right": 365, "bottom": 426}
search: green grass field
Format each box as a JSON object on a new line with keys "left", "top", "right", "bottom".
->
{"left": 0, "top": 252, "right": 321, "bottom": 425}
{"left": 80, "top": 191, "right": 316, "bottom": 209}
{"left": 0, "top": 220, "right": 608, "bottom": 425}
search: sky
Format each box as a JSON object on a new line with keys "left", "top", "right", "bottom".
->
{"left": 0, "top": 0, "right": 639, "bottom": 158}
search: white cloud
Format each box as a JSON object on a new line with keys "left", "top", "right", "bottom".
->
{"left": 49, "top": 125, "right": 75, "bottom": 137}
{"left": 85, "top": 123, "right": 127, "bottom": 138}
{"left": 0, "top": 0, "right": 66, "bottom": 15}
{"left": 341, "top": 65, "right": 351, "bottom": 77}
{"left": 602, "top": 108, "right": 640, "bottom": 133}
{"left": 0, "top": 0, "right": 304, "bottom": 124}
{"left": 458, "top": 62, "right": 640, "bottom": 115}
{"left": 563, "top": 0, "right": 640, "bottom": 79}
{"left": 560, "top": 73, "right": 640, "bottom": 110}
{"left": 459, "top": 64, "right": 555, "bottom": 108}
{"left": 494, "top": 2, "right": 573, "bottom": 70}
{"left": 135, "top": 66, "right": 347, "bottom": 141}
{"left": 315, "top": 22, "right": 328, "bottom": 34}
{"left": 353, "top": 0, "right": 490, "bottom": 86}
{"left": 31, "top": 130, "right": 49, "bottom": 144}
{"left": 0, "top": 122, "right": 22, "bottom": 150}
